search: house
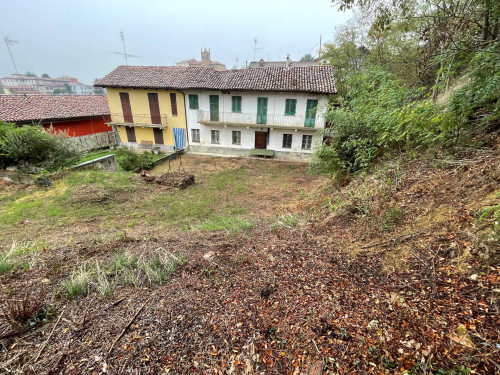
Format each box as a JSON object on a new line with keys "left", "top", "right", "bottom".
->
{"left": 176, "top": 49, "right": 226, "bottom": 71}
{"left": 0, "top": 74, "right": 95, "bottom": 95}
{"left": 95, "top": 65, "right": 335, "bottom": 157}
{"left": 248, "top": 55, "right": 319, "bottom": 69}
{"left": 0, "top": 95, "right": 112, "bottom": 147}
{"left": 94, "top": 67, "right": 191, "bottom": 151}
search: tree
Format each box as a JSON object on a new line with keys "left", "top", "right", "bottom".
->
{"left": 25, "top": 71, "right": 37, "bottom": 77}
{"left": 41, "top": 73, "right": 50, "bottom": 78}
{"left": 64, "top": 83, "right": 73, "bottom": 94}
{"left": 300, "top": 53, "right": 315, "bottom": 61}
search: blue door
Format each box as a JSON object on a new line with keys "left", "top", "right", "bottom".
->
{"left": 173, "top": 128, "right": 186, "bottom": 149}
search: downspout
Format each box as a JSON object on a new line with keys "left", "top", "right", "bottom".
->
{"left": 178, "top": 90, "right": 190, "bottom": 150}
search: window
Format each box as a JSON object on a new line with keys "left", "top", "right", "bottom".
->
{"left": 170, "top": 93, "right": 178, "bottom": 116}
{"left": 191, "top": 129, "right": 200, "bottom": 142}
{"left": 211, "top": 130, "right": 220, "bottom": 144}
{"left": 232, "top": 96, "right": 242, "bottom": 113}
{"left": 305, "top": 99, "right": 318, "bottom": 127}
{"left": 282, "top": 134, "right": 293, "bottom": 148}
{"left": 302, "top": 135, "right": 313, "bottom": 150}
{"left": 119, "top": 92, "right": 133, "bottom": 123}
{"left": 125, "top": 126, "right": 136, "bottom": 143}
{"left": 284, "top": 99, "right": 297, "bottom": 115}
{"left": 257, "top": 97, "right": 268, "bottom": 124}
{"left": 189, "top": 94, "right": 199, "bottom": 110}
{"left": 232, "top": 131, "right": 241, "bottom": 145}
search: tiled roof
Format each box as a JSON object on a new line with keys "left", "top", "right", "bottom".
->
{"left": 95, "top": 65, "right": 336, "bottom": 94}
{"left": 0, "top": 95, "right": 110, "bottom": 122}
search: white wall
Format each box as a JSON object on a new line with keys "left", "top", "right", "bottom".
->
{"left": 184, "top": 90, "right": 328, "bottom": 155}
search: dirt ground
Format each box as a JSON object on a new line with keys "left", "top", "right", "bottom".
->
{"left": 0, "top": 150, "right": 498, "bottom": 374}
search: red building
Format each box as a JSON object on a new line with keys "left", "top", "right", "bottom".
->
{"left": 0, "top": 95, "right": 110, "bottom": 136}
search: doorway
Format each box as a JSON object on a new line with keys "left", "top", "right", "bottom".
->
{"left": 254, "top": 131, "right": 267, "bottom": 149}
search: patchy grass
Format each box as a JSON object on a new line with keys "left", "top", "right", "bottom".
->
{"left": 78, "top": 149, "right": 165, "bottom": 172}
{"left": 63, "top": 249, "right": 185, "bottom": 298}
{"left": 0, "top": 240, "right": 49, "bottom": 274}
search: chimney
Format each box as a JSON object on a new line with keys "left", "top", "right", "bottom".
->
{"left": 286, "top": 54, "right": 291, "bottom": 69}
{"left": 259, "top": 58, "right": 265, "bottom": 67}
{"left": 201, "top": 48, "right": 211, "bottom": 67}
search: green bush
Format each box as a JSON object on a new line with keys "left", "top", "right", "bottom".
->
{"left": 116, "top": 147, "right": 155, "bottom": 171}
{"left": 0, "top": 122, "right": 81, "bottom": 171}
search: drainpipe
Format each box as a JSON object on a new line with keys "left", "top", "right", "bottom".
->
{"left": 179, "top": 90, "right": 190, "bottom": 151}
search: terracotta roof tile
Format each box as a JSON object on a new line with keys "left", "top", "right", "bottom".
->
{"left": 0, "top": 95, "right": 110, "bottom": 122}
{"left": 95, "top": 65, "right": 336, "bottom": 94}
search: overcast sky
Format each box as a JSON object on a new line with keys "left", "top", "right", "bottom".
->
{"left": 1, "top": 0, "right": 350, "bottom": 84}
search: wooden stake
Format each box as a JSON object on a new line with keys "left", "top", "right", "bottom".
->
{"left": 34, "top": 306, "right": 66, "bottom": 363}
{"left": 107, "top": 298, "right": 150, "bottom": 356}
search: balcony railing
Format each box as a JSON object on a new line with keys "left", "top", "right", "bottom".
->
{"left": 108, "top": 113, "right": 168, "bottom": 128}
{"left": 197, "top": 111, "right": 324, "bottom": 129}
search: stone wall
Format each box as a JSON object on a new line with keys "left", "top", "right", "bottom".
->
{"left": 71, "top": 154, "right": 118, "bottom": 172}
{"left": 70, "top": 131, "right": 118, "bottom": 151}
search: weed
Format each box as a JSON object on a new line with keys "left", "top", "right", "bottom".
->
{"left": 0, "top": 240, "right": 49, "bottom": 274}
{"left": 380, "top": 206, "right": 403, "bottom": 230}
{"left": 273, "top": 213, "right": 309, "bottom": 228}
{"left": 0, "top": 289, "right": 46, "bottom": 333}
{"left": 63, "top": 264, "right": 92, "bottom": 298}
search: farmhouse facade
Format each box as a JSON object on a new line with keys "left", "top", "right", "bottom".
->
{"left": 95, "top": 65, "right": 335, "bottom": 157}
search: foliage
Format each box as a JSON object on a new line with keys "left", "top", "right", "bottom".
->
{"left": 41, "top": 73, "right": 50, "bottom": 78}
{"left": 311, "top": 68, "right": 453, "bottom": 174}
{"left": 300, "top": 53, "right": 315, "bottom": 61}
{"left": 116, "top": 147, "right": 155, "bottom": 171}
{"left": 0, "top": 123, "right": 81, "bottom": 172}
{"left": 25, "top": 71, "right": 37, "bottom": 77}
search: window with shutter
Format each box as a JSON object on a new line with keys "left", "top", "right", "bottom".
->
{"left": 189, "top": 94, "right": 199, "bottom": 110}
{"left": 304, "top": 99, "right": 318, "bottom": 127}
{"left": 232, "top": 96, "right": 242, "bottom": 113}
{"left": 257, "top": 97, "right": 268, "bottom": 124}
{"left": 209, "top": 95, "right": 219, "bottom": 121}
{"left": 284, "top": 99, "right": 297, "bottom": 115}
{"left": 170, "top": 93, "right": 178, "bottom": 116}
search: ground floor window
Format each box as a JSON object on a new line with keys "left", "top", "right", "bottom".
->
{"left": 302, "top": 134, "right": 312, "bottom": 150}
{"left": 192, "top": 129, "right": 200, "bottom": 142}
{"left": 282, "top": 134, "right": 293, "bottom": 148}
{"left": 232, "top": 131, "right": 241, "bottom": 145}
{"left": 211, "top": 130, "right": 220, "bottom": 144}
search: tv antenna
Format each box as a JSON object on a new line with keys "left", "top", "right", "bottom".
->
{"left": 4, "top": 36, "right": 19, "bottom": 74}
{"left": 111, "top": 32, "right": 140, "bottom": 65}
{"left": 253, "top": 38, "right": 262, "bottom": 61}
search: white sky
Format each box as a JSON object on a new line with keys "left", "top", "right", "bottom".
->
{"left": 0, "top": 0, "right": 350, "bottom": 84}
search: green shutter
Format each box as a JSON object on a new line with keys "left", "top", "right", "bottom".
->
{"left": 257, "top": 97, "right": 268, "bottom": 124}
{"left": 189, "top": 94, "right": 199, "bottom": 110}
{"left": 232, "top": 96, "right": 242, "bottom": 112}
{"left": 209, "top": 95, "right": 219, "bottom": 121}
{"left": 304, "top": 99, "right": 318, "bottom": 127}
{"left": 285, "top": 99, "right": 296, "bottom": 115}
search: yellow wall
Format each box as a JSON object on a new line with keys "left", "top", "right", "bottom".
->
{"left": 106, "top": 87, "right": 187, "bottom": 147}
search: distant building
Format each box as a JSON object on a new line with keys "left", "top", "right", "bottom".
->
{"left": 0, "top": 74, "right": 95, "bottom": 95}
{"left": 176, "top": 49, "right": 226, "bottom": 71}
{"left": 0, "top": 95, "right": 110, "bottom": 137}
{"left": 248, "top": 55, "right": 319, "bottom": 69}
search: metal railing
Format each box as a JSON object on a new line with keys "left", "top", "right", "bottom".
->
{"left": 109, "top": 112, "right": 168, "bottom": 127}
{"left": 197, "top": 111, "right": 324, "bottom": 129}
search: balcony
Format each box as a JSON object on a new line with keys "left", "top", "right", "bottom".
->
{"left": 197, "top": 111, "right": 324, "bottom": 129}
{"left": 107, "top": 113, "right": 168, "bottom": 128}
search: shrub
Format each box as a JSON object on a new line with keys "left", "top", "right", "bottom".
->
{"left": 116, "top": 148, "right": 155, "bottom": 171}
{"left": 0, "top": 122, "right": 81, "bottom": 171}
{"left": 0, "top": 289, "right": 46, "bottom": 333}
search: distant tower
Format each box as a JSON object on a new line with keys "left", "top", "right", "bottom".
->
{"left": 201, "top": 48, "right": 211, "bottom": 67}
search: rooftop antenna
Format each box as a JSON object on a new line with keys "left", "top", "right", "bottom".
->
{"left": 4, "top": 36, "right": 18, "bottom": 74}
{"left": 112, "top": 32, "right": 140, "bottom": 65}
{"left": 253, "top": 38, "right": 262, "bottom": 61}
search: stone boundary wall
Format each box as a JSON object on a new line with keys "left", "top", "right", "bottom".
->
{"left": 71, "top": 154, "right": 118, "bottom": 172}
{"left": 70, "top": 131, "right": 117, "bottom": 151}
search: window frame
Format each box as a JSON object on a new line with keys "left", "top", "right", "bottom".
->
{"left": 191, "top": 129, "right": 200, "bottom": 143}
{"left": 170, "top": 93, "right": 178, "bottom": 116}
{"left": 189, "top": 94, "right": 199, "bottom": 110}
{"left": 211, "top": 129, "right": 220, "bottom": 144}
{"left": 231, "top": 96, "right": 242, "bottom": 113}
{"left": 232, "top": 130, "right": 241, "bottom": 145}
{"left": 301, "top": 134, "right": 313, "bottom": 150}
{"left": 284, "top": 99, "right": 297, "bottom": 116}
{"left": 282, "top": 134, "right": 293, "bottom": 148}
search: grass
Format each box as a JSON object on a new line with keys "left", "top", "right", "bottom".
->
{"left": 0, "top": 157, "right": 312, "bottom": 245}
{"left": 63, "top": 249, "right": 185, "bottom": 298}
{"left": 0, "top": 240, "right": 49, "bottom": 274}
